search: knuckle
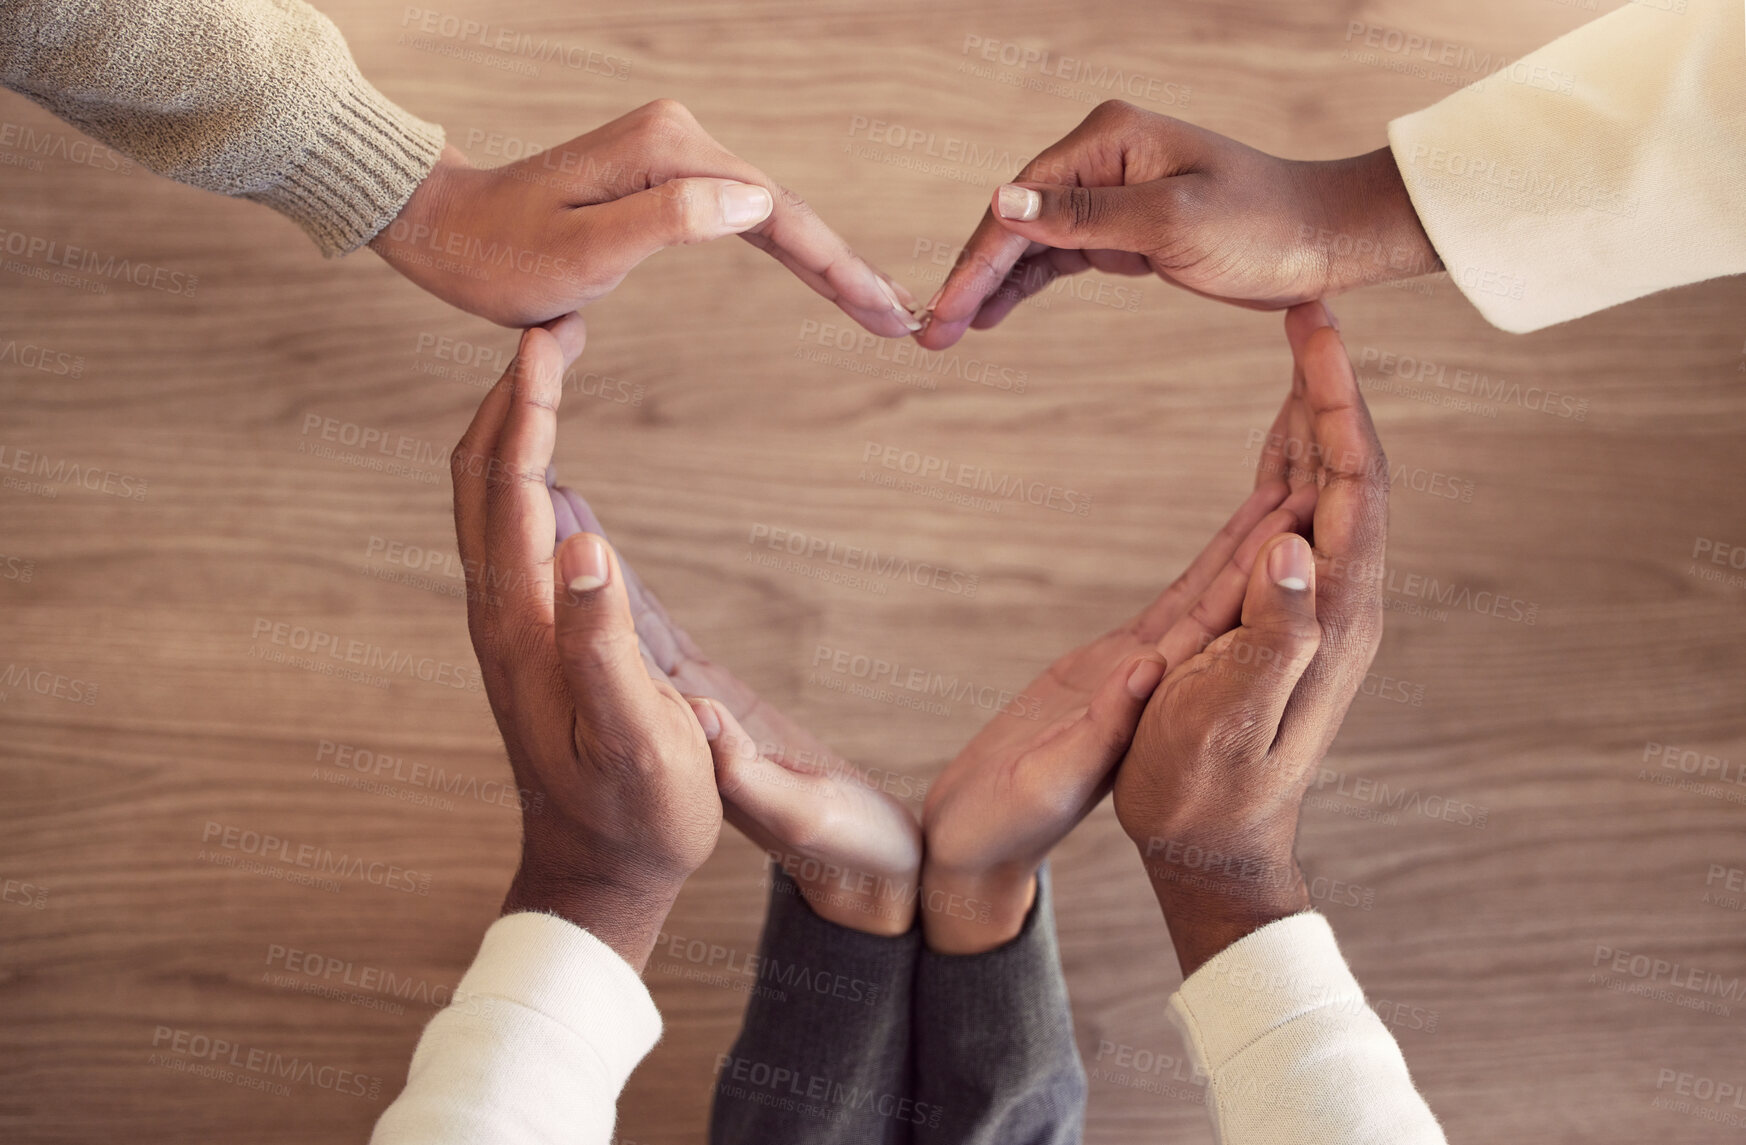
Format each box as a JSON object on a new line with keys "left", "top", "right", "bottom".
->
{"left": 1065, "top": 185, "right": 1097, "bottom": 233}
{"left": 659, "top": 179, "right": 713, "bottom": 240}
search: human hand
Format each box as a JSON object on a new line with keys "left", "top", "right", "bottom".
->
{"left": 452, "top": 313, "right": 722, "bottom": 972}
{"left": 917, "top": 385, "right": 1323, "bottom": 954}
{"left": 374, "top": 100, "right": 922, "bottom": 334}
{"left": 546, "top": 478, "right": 923, "bottom": 937}
{"left": 1113, "top": 302, "right": 1389, "bottom": 977}
{"left": 917, "top": 100, "right": 1438, "bottom": 349}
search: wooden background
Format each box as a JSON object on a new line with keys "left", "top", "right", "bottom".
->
{"left": 4, "top": 0, "right": 1744, "bottom": 1141}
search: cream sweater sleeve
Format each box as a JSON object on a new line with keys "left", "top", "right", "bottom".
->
{"left": 0, "top": 0, "right": 444, "bottom": 254}
{"left": 1166, "top": 913, "right": 1445, "bottom": 1145}
{"left": 1387, "top": 0, "right": 1746, "bottom": 333}
{"left": 370, "top": 912, "right": 663, "bottom": 1145}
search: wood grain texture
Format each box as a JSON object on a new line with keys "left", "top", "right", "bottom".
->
{"left": 2, "top": 0, "right": 1743, "bottom": 1141}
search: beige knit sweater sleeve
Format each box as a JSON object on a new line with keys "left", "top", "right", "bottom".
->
{"left": 0, "top": 0, "right": 445, "bottom": 255}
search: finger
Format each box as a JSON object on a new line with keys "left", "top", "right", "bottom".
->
{"left": 1274, "top": 317, "right": 1389, "bottom": 754}
{"left": 452, "top": 339, "right": 524, "bottom": 577}
{"left": 483, "top": 326, "right": 573, "bottom": 626}
{"left": 988, "top": 180, "right": 1179, "bottom": 256}
{"left": 1131, "top": 481, "right": 1288, "bottom": 642}
{"left": 1044, "top": 653, "right": 1167, "bottom": 782}
{"left": 1301, "top": 318, "right": 1388, "bottom": 569}
{"left": 454, "top": 317, "right": 584, "bottom": 592}
{"left": 1205, "top": 533, "right": 1322, "bottom": 752}
{"left": 563, "top": 176, "right": 775, "bottom": 287}
{"left": 554, "top": 533, "right": 666, "bottom": 732}
{"left": 700, "top": 698, "right": 819, "bottom": 831}
{"left": 964, "top": 246, "right": 1093, "bottom": 330}
{"left": 620, "top": 103, "right": 920, "bottom": 336}
{"left": 1155, "top": 504, "right": 1300, "bottom": 669}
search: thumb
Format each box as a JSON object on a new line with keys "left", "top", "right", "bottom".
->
{"left": 991, "top": 180, "right": 1174, "bottom": 253}
{"left": 1215, "top": 533, "right": 1321, "bottom": 735}
{"left": 691, "top": 698, "right": 822, "bottom": 846}
{"left": 571, "top": 177, "right": 775, "bottom": 282}
{"left": 1042, "top": 653, "right": 1168, "bottom": 784}
{"left": 552, "top": 532, "right": 663, "bottom": 733}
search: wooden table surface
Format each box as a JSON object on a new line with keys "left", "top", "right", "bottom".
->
{"left": 3, "top": 0, "right": 1743, "bottom": 1141}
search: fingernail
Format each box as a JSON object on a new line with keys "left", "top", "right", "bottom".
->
{"left": 1126, "top": 656, "right": 1167, "bottom": 699}
{"left": 689, "top": 698, "right": 722, "bottom": 740}
{"left": 996, "top": 184, "right": 1042, "bottom": 221}
{"left": 875, "top": 276, "right": 924, "bottom": 332}
{"left": 720, "top": 183, "right": 774, "bottom": 228}
{"left": 560, "top": 534, "right": 611, "bottom": 594}
{"left": 1269, "top": 535, "right": 1313, "bottom": 591}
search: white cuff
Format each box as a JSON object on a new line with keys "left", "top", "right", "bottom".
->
{"left": 461, "top": 912, "right": 663, "bottom": 1090}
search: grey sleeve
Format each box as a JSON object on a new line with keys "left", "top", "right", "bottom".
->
{"left": 911, "top": 865, "right": 1087, "bottom": 1145}
{"left": 709, "top": 865, "right": 922, "bottom": 1145}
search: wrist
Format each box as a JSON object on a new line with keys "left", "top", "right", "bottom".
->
{"left": 918, "top": 860, "right": 1037, "bottom": 955}
{"left": 1138, "top": 837, "right": 1309, "bottom": 977}
{"left": 773, "top": 854, "right": 918, "bottom": 937}
{"left": 503, "top": 855, "right": 684, "bottom": 973}
{"left": 1307, "top": 148, "right": 1441, "bottom": 295}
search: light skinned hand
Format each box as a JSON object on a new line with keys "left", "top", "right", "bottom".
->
{"left": 374, "top": 100, "right": 922, "bottom": 334}
{"left": 546, "top": 477, "right": 923, "bottom": 937}
{"left": 918, "top": 377, "right": 1323, "bottom": 954}
{"left": 1113, "top": 302, "right": 1391, "bottom": 977}
{"left": 451, "top": 313, "right": 721, "bottom": 972}
{"left": 916, "top": 99, "right": 1438, "bottom": 349}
